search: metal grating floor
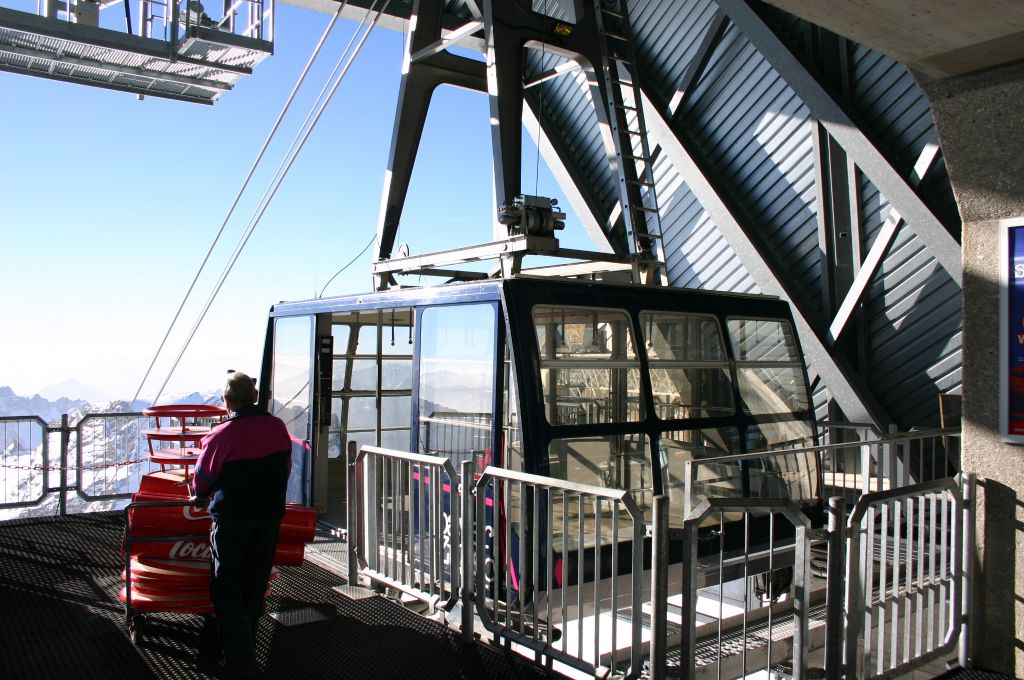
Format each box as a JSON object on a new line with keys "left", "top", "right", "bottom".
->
{"left": 0, "top": 512, "right": 557, "bottom": 680}
{"left": 0, "top": 7, "right": 269, "bottom": 104}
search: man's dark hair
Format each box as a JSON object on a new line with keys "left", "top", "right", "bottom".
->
{"left": 224, "top": 371, "right": 258, "bottom": 406}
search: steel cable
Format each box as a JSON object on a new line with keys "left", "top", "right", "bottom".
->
{"left": 129, "top": 0, "right": 351, "bottom": 411}
{"left": 151, "top": 0, "right": 392, "bottom": 405}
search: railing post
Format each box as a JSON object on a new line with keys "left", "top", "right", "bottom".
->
{"left": 58, "top": 414, "right": 70, "bottom": 517}
{"left": 844, "top": 505, "right": 865, "bottom": 678}
{"left": 824, "top": 496, "right": 845, "bottom": 680}
{"left": 887, "top": 423, "right": 901, "bottom": 487}
{"left": 959, "top": 472, "right": 975, "bottom": 669}
{"left": 860, "top": 440, "right": 872, "bottom": 497}
{"left": 347, "top": 443, "right": 359, "bottom": 586}
{"left": 460, "top": 460, "right": 474, "bottom": 644}
{"left": 649, "top": 495, "right": 669, "bottom": 680}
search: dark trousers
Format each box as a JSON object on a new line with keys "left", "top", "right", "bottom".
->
{"left": 209, "top": 515, "right": 280, "bottom": 674}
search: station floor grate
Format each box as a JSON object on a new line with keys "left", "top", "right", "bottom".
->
{"left": 0, "top": 512, "right": 555, "bottom": 680}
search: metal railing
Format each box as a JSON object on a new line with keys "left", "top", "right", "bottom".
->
{"left": 0, "top": 408, "right": 314, "bottom": 519}
{"left": 682, "top": 429, "right": 960, "bottom": 522}
{"left": 0, "top": 415, "right": 50, "bottom": 509}
{"left": 75, "top": 412, "right": 156, "bottom": 502}
{"left": 662, "top": 497, "right": 815, "bottom": 680}
{"left": 339, "top": 430, "right": 973, "bottom": 680}
{"left": 1, "top": 412, "right": 155, "bottom": 515}
{"left": 1, "top": 410, "right": 205, "bottom": 516}
{"left": 819, "top": 427, "right": 960, "bottom": 497}
{"left": 4, "top": 407, "right": 971, "bottom": 680}
{"left": 472, "top": 466, "right": 646, "bottom": 679}
{"left": 839, "top": 476, "right": 970, "bottom": 679}
{"left": 168, "top": 0, "right": 274, "bottom": 43}
{"left": 348, "top": 444, "right": 460, "bottom": 612}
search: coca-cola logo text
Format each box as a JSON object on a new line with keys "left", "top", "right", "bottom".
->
{"left": 183, "top": 505, "right": 210, "bottom": 521}
{"left": 169, "top": 540, "right": 212, "bottom": 560}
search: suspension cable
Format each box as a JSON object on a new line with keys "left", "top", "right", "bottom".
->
{"left": 128, "top": 0, "right": 350, "bottom": 411}
{"left": 150, "top": 0, "right": 393, "bottom": 406}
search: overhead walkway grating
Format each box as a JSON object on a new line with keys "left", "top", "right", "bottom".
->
{"left": 0, "top": 2, "right": 272, "bottom": 104}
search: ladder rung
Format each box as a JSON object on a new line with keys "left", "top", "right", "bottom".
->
{"left": 620, "top": 153, "right": 645, "bottom": 160}
{"left": 606, "top": 32, "right": 629, "bottom": 41}
{"left": 608, "top": 54, "right": 632, "bottom": 64}
{"left": 615, "top": 103, "right": 638, "bottom": 111}
{"left": 602, "top": 9, "right": 624, "bottom": 20}
{"left": 632, "top": 205, "right": 660, "bottom": 213}
{"left": 628, "top": 180, "right": 655, "bottom": 187}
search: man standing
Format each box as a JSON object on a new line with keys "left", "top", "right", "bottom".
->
{"left": 192, "top": 371, "right": 291, "bottom": 679}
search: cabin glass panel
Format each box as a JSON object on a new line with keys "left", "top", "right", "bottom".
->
{"left": 640, "top": 311, "right": 733, "bottom": 419}
{"left": 727, "top": 318, "right": 809, "bottom": 415}
{"left": 418, "top": 304, "right": 496, "bottom": 470}
{"left": 546, "top": 434, "right": 653, "bottom": 539}
{"left": 328, "top": 309, "right": 414, "bottom": 459}
{"left": 533, "top": 306, "right": 643, "bottom": 425}
{"left": 271, "top": 315, "right": 313, "bottom": 441}
{"left": 659, "top": 427, "right": 741, "bottom": 525}
{"left": 548, "top": 434, "right": 652, "bottom": 508}
{"left": 330, "top": 325, "right": 351, "bottom": 391}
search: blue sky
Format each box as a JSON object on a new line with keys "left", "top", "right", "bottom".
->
{"left": 0, "top": 4, "right": 587, "bottom": 401}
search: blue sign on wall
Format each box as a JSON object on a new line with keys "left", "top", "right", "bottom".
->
{"left": 1010, "top": 225, "right": 1024, "bottom": 434}
{"left": 1004, "top": 220, "right": 1024, "bottom": 439}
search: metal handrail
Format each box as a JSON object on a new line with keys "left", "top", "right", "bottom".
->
{"left": 348, "top": 444, "right": 460, "bottom": 611}
{"left": 0, "top": 415, "right": 50, "bottom": 509}
{"left": 473, "top": 465, "right": 646, "bottom": 679}
{"left": 75, "top": 412, "right": 151, "bottom": 502}
{"left": 670, "top": 496, "right": 813, "bottom": 680}
{"left": 682, "top": 428, "right": 961, "bottom": 517}
{"left": 843, "top": 475, "right": 968, "bottom": 679}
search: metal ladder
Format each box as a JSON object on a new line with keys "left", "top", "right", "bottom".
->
{"left": 140, "top": 0, "right": 171, "bottom": 40}
{"left": 594, "top": 0, "right": 666, "bottom": 285}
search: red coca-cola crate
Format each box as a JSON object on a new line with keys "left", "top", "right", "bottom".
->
{"left": 122, "top": 484, "right": 316, "bottom": 643}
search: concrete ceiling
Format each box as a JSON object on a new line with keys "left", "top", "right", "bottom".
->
{"left": 760, "top": 0, "right": 1024, "bottom": 77}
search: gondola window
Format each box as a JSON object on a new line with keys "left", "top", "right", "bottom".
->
{"left": 532, "top": 306, "right": 643, "bottom": 425}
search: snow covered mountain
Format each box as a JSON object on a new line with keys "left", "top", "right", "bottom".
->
{"left": 0, "top": 386, "right": 89, "bottom": 424}
{"left": 0, "top": 386, "right": 222, "bottom": 519}
{"left": 0, "top": 386, "right": 221, "bottom": 425}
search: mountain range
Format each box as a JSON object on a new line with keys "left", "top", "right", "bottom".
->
{"left": 0, "top": 386, "right": 219, "bottom": 425}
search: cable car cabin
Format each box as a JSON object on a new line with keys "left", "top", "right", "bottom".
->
{"left": 259, "top": 277, "right": 820, "bottom": 590}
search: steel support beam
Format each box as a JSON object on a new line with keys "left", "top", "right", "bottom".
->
{"left": 374, "top": 0, "right": 486, "bottom": 273}
{"left": 523, "top": 99, "right": 617, "bottom": 254}
{"left": 481, "top": 0, "right": 619, "bottom": 226}
{"left": 641, "top": 89, "right": 891, "bottom": 429}
{"left": 410, "top": 20, "right": 484, "bottom": 62}
{"left": 714, "top": 0, "right": 962, "bottom": 285}
{"left": 670, "top": 10, "right": 729, "bottom": 119}
{"left": 828, "top": 143, "right": 941, "bottom": 343}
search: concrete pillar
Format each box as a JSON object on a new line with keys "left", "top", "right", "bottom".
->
{"left": 918, "top": 61, "right": 1024, "bottom": 676}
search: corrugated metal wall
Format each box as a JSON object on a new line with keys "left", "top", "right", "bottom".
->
{"left": 846, "top": 40, "right": 963, "bottom": 428}
{"left": 381, "top": 0, "right": 962, "bottom": 429}
{"left": 621, "top": 0, "right": 961, "bottom": 428}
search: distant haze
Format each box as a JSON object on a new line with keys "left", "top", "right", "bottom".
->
{"left": 37, "top": 378, "right": 112, "bottom": 403}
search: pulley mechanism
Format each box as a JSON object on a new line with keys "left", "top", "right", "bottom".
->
{"left": 498, "top": 195, "right": 565, "bottom": 237}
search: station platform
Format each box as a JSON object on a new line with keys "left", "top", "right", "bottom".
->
{"left": 0, "top": 511, "right": 555, "bottom": 680}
